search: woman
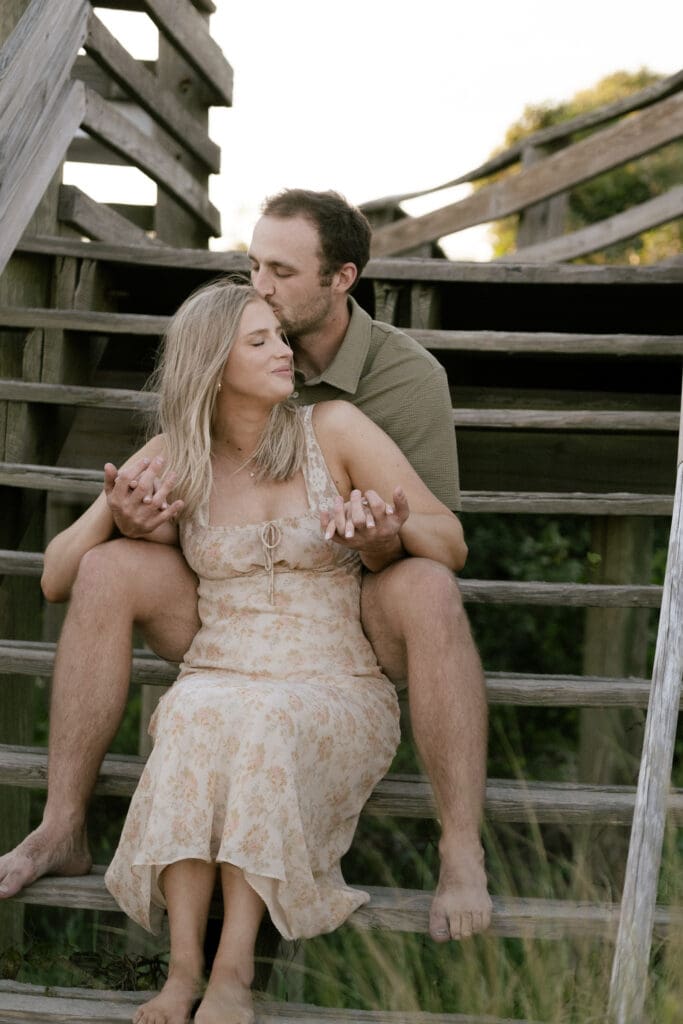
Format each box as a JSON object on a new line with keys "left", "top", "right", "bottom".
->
{"left": 43, "top": 280, "right": 467, "bottom": 1024}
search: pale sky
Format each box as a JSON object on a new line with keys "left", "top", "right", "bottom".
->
{"left": 66, "top": 1, "right": 683, "bottom": 259}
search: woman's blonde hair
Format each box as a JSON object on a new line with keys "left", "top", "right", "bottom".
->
{"left": 147, "top": 278, "right": 305, "bottom": 517}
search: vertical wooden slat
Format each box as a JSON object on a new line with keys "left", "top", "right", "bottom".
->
{"left": 608, "top": 372, "right": 683, "bottom": 1023}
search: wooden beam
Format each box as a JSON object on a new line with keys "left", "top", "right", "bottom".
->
{"left": 14, "top": 236, "right": 683, "bottom": 286}
{"left": 505, "top": 185, "right": 683, "bottom": 264}
{"left": 370, "top": 91, "right": 683, "bottom": 256}
{"left": 81, "top": 85, "right": 221, "bottom": 235}
{"left": 608, "top": 455, "right": 683, "bottom": 1022}
{"left": 0, "top": 307, "right": 168, "bottom": 334}
{"left": 58, "top": 186, "right": 165, "bottom": 247}
{"left": 83, "top": 9, "right": 221, "bottom": 172}
{"left": 410, "top": 329, "right": 683, "bottom": 357}
{"left": 139, "top": 0, "right": 233, "bottom": 105}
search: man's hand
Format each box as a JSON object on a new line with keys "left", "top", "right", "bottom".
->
{"left": 319, "top": 488, "right": 409, "bottom": 571}
{"left": 104, "top": 456, "right": 183, "bottom": 538}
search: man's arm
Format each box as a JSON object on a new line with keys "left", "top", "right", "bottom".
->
{"left": 41, "top": 438, "right": 182, "bottom": 603}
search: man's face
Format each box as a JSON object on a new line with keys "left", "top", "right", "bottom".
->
{"left": 248, "top": 214, "right": 334, "bottom": 338}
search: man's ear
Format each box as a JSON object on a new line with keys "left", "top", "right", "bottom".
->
{"left": 333, "top": 262, "right": 358, "bottom": 295}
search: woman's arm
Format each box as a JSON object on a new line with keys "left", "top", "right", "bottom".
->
{"left": 41, "top": 437, "right": 180, "bottom": 603}
{"left": 313, "top": 402, "right": 468, "bottom": 573}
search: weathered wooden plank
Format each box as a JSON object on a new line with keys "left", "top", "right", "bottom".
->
{"left": 80, "top": 86, "right": 221, "bottom": 235}
{"left": 0, "top": 551, "right": 664, "bottom": 607}
{"left": 452, "top": 409, "right": 679, "bottom": 432}
{"left": 83, "top": 10, "right": 220, "bottom": 172}
{"left": 411, "top": 329, "right": 683, "bottom": 357}
{"left": 139, "top": 0, "right": 233, "bottom": 105}
{"left": 506, "top": 185, "right": 683, "bottom": 264}
{"left": 0, "top": 382, "right": 677, "bottom": 433}
{"left": 0, "top": 464, "right": 674, "bottom": 515}
{"left": 0, "top": 642, "right": 668, "bottom": 707}
{"left": 58, "top": 186, "right": 164, "bottom": 248}
{"left": 0, "top": 80, "right": 86, "bottom": 278}
{"left": 8, "top": 873, "right": 680, "bottom": 941}
{"left": 0, "top": 380, "right": 155, "bottom": 412}
{"left": 608, "top": 456, "right": 683, "bottom": 1023}
{"left": 14, "top": 236, "right": 683, "bottom": 286}
{"left": 0, "top": 307, "right": 168, "bottom": 334}
{"left": 370, "top": 91, "right": 683, "bottom": 256}
{"left": 0, "top": 981, "right": 531, "bottom": 1024}
{"left": 1, "top": 745, "right": 681, "bottom": 825}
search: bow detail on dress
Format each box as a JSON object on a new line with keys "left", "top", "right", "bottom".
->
{"left": 259, "top": 521, "right": 283, "bottom": 604}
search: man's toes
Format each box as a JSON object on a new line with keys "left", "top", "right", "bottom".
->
{"left": 428, "top": 903, "right": 451, "bottom": 942}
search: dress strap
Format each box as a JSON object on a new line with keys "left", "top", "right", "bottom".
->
{"left": 300, "top": 405, "right": 339, "bottom": 512}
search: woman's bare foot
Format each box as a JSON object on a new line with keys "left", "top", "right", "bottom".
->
{"left": 194, "top": 968, "right": 254, "bottom": 1024}
{"left": 0, "top": 822, "right": 92, "bottom": 899}
{"left": 133, "top": 960, "right": 203, "bottom": 1024}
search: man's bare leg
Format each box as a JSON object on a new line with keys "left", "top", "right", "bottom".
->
{"left": 361, "top": 557, "right": 491, "bottom": 941}
{"left": 0, "top": 538, "right": 199, "bottom": 898}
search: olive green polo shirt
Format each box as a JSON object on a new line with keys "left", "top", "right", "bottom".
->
{"left": 293, "top": 297, "right": 461, "bottom": 510}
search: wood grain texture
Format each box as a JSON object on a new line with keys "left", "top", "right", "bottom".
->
{"left": 608, "top": 460, "right": 683, "bottom": 1023}
{"left": 0, "top": 745, "right": 681, "bottom": 825}
{"left": 0, "top": 307, "right": 168, "bottom": 333}
{"left": 0, "top": 642, "right": 667, "bottom": 707}
{"left": 83, "top": 10, "right": 220, "bottom": 171}
{"left": 411, "top": 329, "right": 683, "bottom": 356}
{"left": 504, "top": 186, "right": 683, "bottom": 264}
{"left": 0, "top": 980, "right": 532, "bottom": 1024}
{"left": 58, "top": 186, "right": 165, "bottom": 247}
{"left": 140, "top": 0, "right": 233, "bottom": 104}
{"left": 370, "top": 91, "right": 683, "bottom": 256}
{"left": 81, "top": 86, "right": 221, "bottom": 234}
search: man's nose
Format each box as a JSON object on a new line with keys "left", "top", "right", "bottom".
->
{"left": 252, "top": 266, "right": 274, "bottom": 296}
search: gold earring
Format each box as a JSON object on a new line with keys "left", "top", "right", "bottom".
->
{"left": 217, "top": 382, "right": 222, "bottom": 392}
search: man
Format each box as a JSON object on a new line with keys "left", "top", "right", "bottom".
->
{"left": 0, "top": 190, "right": 491, "bottom": 941}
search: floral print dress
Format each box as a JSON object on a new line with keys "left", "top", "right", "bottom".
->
{"left": 104, "top": 406, "right": 400, "bottom": 940}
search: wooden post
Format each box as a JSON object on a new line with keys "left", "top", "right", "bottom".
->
{"left": 607, "top": 372, "right": 683, "bottom": 1023}
{"left": 153, "top": 13, "right": 211, "bottom": 247}
{"left": 516, "top": 142, "right": 568, "bottom": 249}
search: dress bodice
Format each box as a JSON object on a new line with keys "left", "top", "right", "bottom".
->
{"left": 177, "top": 406, "right": 379, "bottom": 681}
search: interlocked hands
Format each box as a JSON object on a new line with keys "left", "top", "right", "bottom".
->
{"left": 319, "top": 487, "right": 409, "bottom": 567}
{"left": 103, "top": 455, "right": 184, "bottom": 538}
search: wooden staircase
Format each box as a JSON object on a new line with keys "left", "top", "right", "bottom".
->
{"left": 1, "top": 3, "right": 682, "bottom": 1022}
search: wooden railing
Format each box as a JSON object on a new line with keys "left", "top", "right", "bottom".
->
{"left": 368, "top": 69, "right": 683, "bottom": 261}
{"left": 608, "top": 375, "right": 683, "bottom": 1024}
{"left": 0, "top": 0, "right": 232, "bottom": 275}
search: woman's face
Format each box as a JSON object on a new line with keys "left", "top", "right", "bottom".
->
{"left": 219, "top": 298, "right": 294, "bottom": 403}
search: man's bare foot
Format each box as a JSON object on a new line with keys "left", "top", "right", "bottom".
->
{"left": 429, "top": 844, "right": 492, "bottom": 941}
{"left": 195, "top": 969, "right": 254, "bottom": 1024}
{"left": 133, "top": 961, "right": 203, "bottom": 1024}
{"left": 0, "top": 821, "right": 92, "bottom": 899}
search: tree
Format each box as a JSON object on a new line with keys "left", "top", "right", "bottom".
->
{"left": 486, "top": 69, "right": 683, "bottom": 264}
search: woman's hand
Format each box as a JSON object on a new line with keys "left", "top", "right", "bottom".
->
{"left": 319, "top": 487, "right": 409, "bottom": 572}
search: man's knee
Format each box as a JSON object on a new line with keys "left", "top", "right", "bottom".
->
{"left": 366, "top": 557, "right": 465, "bottom": 628}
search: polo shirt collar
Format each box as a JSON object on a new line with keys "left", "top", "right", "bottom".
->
{"left": 296, "top": 297, "right": 371, "bottom": 395}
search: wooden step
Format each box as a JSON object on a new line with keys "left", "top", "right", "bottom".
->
{"left": 0, "top": 982, "right": 534, "bottom": 1024}
{"left": 0, "top": 380, "right": 677, "bottom": 433}
{"left": 14, "top": 236, "right": 683, "bottom": 286}
{"left": 1, "top": 745, "right": 680, "bottom": 826}
{"left": 0, "top": 462, "right": 674, "bottom": 514}
{"left": 9, "top": 871, "right": 680, "bottom": 941}
{"left": 0, "top": 553, "right": 664, "bottom": 607}
{"left": 3, "top": 301, "right": 683, "bottom": 360}
{"left": 0, "top": 641, "right": 665, "bottom": 707}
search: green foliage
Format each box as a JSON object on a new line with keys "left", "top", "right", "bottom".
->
{"left": 483, "top": 68, "right": 683, "bottom": 263}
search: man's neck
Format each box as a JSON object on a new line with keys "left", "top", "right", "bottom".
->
{"left": 292, "top": 300, "right": 352, "bottom": 380}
